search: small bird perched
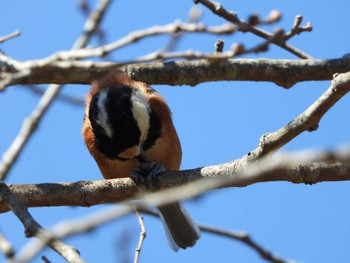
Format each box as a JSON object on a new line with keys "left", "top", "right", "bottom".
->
{"left": 82, "top": 74, "right": 200, "bottom": 251}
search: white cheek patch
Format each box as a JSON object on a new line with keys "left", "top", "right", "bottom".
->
{"left": 131, "top": 91, "right": 150, "bottom": 144}
{"left": 95, "top": 91, "right": 113, "bottom": 139}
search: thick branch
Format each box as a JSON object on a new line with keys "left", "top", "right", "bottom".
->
{"left": 2, "top": 55, "right": 350, "bottom": 88}
{"left": 0, "top": 161, "right": 349, "bottom": 214}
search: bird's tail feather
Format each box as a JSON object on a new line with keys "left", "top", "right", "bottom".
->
{"left": 158, "top": 202, "right": 200, "bottom": 251}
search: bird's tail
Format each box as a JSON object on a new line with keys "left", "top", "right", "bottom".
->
{"left": 158, "top": 202, "right": 200, "bottom": 251}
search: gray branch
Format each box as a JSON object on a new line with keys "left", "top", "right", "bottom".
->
{"left": 1, "top": 54, "right": 350, "bottom": 89}
{"left": 0, "top": 161, "right": 349, "bottom": 214}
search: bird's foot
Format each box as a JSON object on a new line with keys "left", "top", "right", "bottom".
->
{"left": 131, "top": 160, "right": 165, "bottom": 190}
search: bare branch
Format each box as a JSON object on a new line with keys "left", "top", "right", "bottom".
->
{"left": 193, "top": 0, "right": 313, "bottom": 59}
{"left": 0, "top": 30, "right": 21, "bottom": 44}
{"left": 2, "top": 53, "right": 350, "bottom": 88}
{"left": 200, "top": 225, "right": 292, "bottom": 263}
{"left": 23, "top": 85, "right": 85, "bottom": 106}
{"left": 0, "top": 0, "right": 112, "bottom": 181}
{"left": 137, "top": 208, "right": 292, "bottom": 263}
{"left": 248, "top": 10, "right": 282, "bottom": 26}
{"left": 284, "top": 15, "right": 312, "bottom": 41}
{"left": 0, "top": 158, "right": 349, "bottom": 214}
{"left": 134, "top": 210, "right": 146, "bottom": 263}
{"left": 10, "top": 146, "right": 350, "bottom": 261}
{"left": 246, "top": 71, "right": 350, "bottom": 161}
{"left": 0, "top": 183, "right": 84, "bottom": 263}
{"left": 1, "top": 70, "right": 350, "bottom": 212}
{"left": 42, "top": 21, "right": 236, "bottom": 62}
{"left": 17, "top": 205, "right": 133, "bottom": 263}
{"left": 163, "top": 6, "right": 203, "bottom": 52}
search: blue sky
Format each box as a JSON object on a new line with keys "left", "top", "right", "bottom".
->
{"left": 1, "top": 0, "right": 350, "bottom": 262}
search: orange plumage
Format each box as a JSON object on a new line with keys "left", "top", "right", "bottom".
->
{"left": 82, "top": 74, "right": 181, "bottom": 178}
{"left": 82, "top": 73, "right": 200, "bottom": 251}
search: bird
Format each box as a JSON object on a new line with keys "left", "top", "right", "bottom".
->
{"left": 82, "top": 73, "right": 200, "bottom": 251}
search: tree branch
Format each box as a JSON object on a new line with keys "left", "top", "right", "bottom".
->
{"left": 137, "top": 208, "right": 292, "bottom": 263}
{"left": 0, "top": 30, "right": 21, "bottom": 44}
{"left": 2, "top": 54, "right": 350, "bottom": 89}
{"left": 133, "top": 210, "right": 146, "bottom": 263}
{"left": 2, "top": 71, "right": 350, "bottom": 213}
{"left": 0, "top": 160, "right": 349, "bottom": 214}
{"left": 200, "top": 224, "right": 293, "bottom": 263}
{"left": 193, "top": 0, "right": 313, "bottom": 59}
{"left": 246, "top": 71, "right": 350, "bottom": 161}
{"left": 0, "top": 183, "right": 84, "bottom": 262}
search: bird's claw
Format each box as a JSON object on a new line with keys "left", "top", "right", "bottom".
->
{"left": 131, "top": 160, "right": 165, "bottom": 190}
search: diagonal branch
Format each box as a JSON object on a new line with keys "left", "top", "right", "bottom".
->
{"left": 200, "top": 224, "right": 293, "bottom": 263}
{"left": 0, "top": 30, "right": 21, "bottom": 43}
{"left": 0, "top": 183, "right": 84, "bottom": 262}
{"left": 193, "top": 0, "right": 313, "bottom": 59}
{"left": 246, "top": 71, "right": 350, "bottom": 161}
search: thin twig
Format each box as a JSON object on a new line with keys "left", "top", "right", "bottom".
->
{"left": 23, "top": 85, "right": 85, "bottom": 106}
{"left": 284, "top": 15, "right": 312, "bottom": 41}
{"left": 42, "top": 21, "right": 236, "bottom": 62}
{"left": 0, "top": 30, "right": 21, "bottom": 43}
{"left": 134, "top": 210, "right": 146, "bottom": 263}
{"left": 0, "top": 0, "right": 112, "bottom": 181}
{"left": 194, "top": 0, "right": 313, "bottom": 59}
{"left": 248, "top": 10, "right": 282, "bottom": 26}
{"left": 136, "top": 208, "right": 292, "bottom": 263}
{"left": 163, "top": 6, "right": 203, "bottom": 52}
{"left": 200, "top": 225, "right": 293, "bottom": 263}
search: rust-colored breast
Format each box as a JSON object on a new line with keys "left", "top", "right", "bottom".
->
{"left": 82, "top": 73, "right": 182, "bottom": 179}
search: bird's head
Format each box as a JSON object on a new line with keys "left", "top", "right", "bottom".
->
{"left": 88, "top": 84, "right": 161, "bottom": 160}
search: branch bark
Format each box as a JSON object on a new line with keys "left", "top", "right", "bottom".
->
{"left": 1, "top": 71, "right": 350, "bottom": 213}
{"left": 2, "top": 54, "right": 350, "bottom": 89}
{"left": 0, "top": 161, "right": 349, "bottom": 214}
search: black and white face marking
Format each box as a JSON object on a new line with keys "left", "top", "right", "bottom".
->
{"left": 89, "top": 84, "right": 161, "bottom": 160}
{"left": 95, "top": 90, "right": 113, "bottom": 139}
{"left": 130, "top": 91, "right": 150, "bottom": 145}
